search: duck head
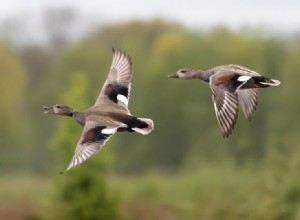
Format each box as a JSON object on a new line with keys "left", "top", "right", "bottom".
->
{"left": 168, "top": 69, "right": 198, "bottom": 79}
{"left": 43, "top": 104, "right": 74, "bottom": 116}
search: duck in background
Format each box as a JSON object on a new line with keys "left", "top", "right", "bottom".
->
{"left": 168, "top": 64, "right": 280, "bottom": 138}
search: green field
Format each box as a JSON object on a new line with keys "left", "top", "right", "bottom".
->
{"left": 2, "top": 160, "right": 300, "bottom": 220}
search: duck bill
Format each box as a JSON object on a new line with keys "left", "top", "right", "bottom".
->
{"left": 43, "top": 106, "right": 55, "bottom": 114}
{"left": 168, "top": 73, "right": 179, "bottom": 78}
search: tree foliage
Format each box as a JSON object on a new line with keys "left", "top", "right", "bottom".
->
{"left": 0, "top": 41, "right": 33, "bottom": 171}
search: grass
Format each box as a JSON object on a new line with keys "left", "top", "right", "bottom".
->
{"left": 1, "top": 161, "right": 300, "bottom": 220}
{"left": 113, "top": 162, "right": 300, "bottom": 220}
{"left": 113, "top": 164, "right": 265, "bottom": 220}
{"left": 0, "top": 173, "right": 48, "bottom": 201}
{"left": 0, "top": 173, "right": 49, "bottom": 220}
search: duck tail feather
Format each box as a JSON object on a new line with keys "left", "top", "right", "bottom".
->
{"left": 260, "top": 79, "right": 280, "bottom": 86}
{"left": 132, "top": 118, "right": 154, "bottom": 135}
{"left": 253, "top": 76, "right": 281, "bottom": 87}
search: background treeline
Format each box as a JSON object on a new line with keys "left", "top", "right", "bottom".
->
{"left": 2, "top": 20, "right": 298, "bottom": 173}
{"left": 1, "top": 19, "right": 300, "bottom": 219}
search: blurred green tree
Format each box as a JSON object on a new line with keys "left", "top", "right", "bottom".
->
{"left": 0, "top": 41, "right": 34, "bottom": 172}
{"left": 8, "top": 20, "right": 298, "bottom": 174}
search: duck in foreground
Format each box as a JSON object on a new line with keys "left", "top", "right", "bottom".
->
{"left": 168, "top": 64, "right": 280, "bottom": 138}
{"left": 44, "top": 48, "right": 154, "bottom": 172}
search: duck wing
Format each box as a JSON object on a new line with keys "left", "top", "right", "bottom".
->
{"left": 94, "top": 48, "right": 132, "bottom": 111}
{"left": 62, "top": 116, "right": 125, "bottom": 172}
{"left": 209, "top": 80, "right": 239, "bottom": 138}
{"left": 225, "top": 64, "right": 260, "bottom": 77}
{"left": 212, "top": 65, "right": 261, "bottom": 92}
{"left": 237, "top": 89, "right": 258, "bottom": 120}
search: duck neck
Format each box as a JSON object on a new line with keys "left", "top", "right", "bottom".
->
{"left": 73, "top": 111, "right": 86, "bottom": 126}
{"left": 194, "top": 69, "right": 213, "bottom": 82}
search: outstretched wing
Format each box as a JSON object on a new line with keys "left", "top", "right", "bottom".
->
{"left": 210, "top": 83, "right": 239, "bottom": 138}
{"left": 237, "top": 89, "right": 258, "bottom": 120}
{"left": 94, "top": 48, "right": 132, "bottom": 111}
{"left": 63, "top": 119, "right": 124, "bottom": 172}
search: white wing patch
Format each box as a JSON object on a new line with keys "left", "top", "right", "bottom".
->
{"left": 237, "top": 75, "right": 251, "bottom": 82}
{"left": 102, "top": 127, "right": 118, "bottom": 135}
{"left": 117, "top": 94, "right": 129, "bottom": 106}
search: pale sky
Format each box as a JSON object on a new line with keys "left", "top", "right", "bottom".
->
{"left": 0, "top": 0, "right": 299, "bottom": 45}
{"left": 1, "top": 0, "right": 300, "bottom": 29}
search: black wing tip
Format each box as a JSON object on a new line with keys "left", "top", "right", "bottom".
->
{"left": 111, "top": 47, "right": 122, "bottom": 55}
{"left": 222, "top": 133, "right": 229, "bottom": 138}
{"left": 247, "top": 115, "right": 253, "bottom": 121}
{"left": 221, "top": 128, "right": 232, "bottom": 138}
{"left": 111, "top": 47, "right": 131, "bottom": 61}
{"left": 112, "top": 47, "right": 117, "bottom": 53}
{"left": 221, "top": 128, "right": 234, "bottom": 138}
{"left": 222, "top": 131, "right": 232, "bottom": 138}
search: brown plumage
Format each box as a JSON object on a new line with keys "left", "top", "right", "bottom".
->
{"left": 44, "top": 48, "right": 154, "bottom": 172}
{"left": 168, "top": 64, "right": 280, "bottom": 138}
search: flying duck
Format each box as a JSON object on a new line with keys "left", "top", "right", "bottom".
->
{"left": 168, "top": 64, "right": 280, "bottom": 138}
{"left": 44, "top": 48, "right": 154, "bottom": 172}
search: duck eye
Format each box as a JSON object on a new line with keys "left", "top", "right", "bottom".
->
{"left": 57, "top": 105, "right": 61, "bottom": 108}
{"left": 181, "top": 70, "right": 187, "bottom": 73}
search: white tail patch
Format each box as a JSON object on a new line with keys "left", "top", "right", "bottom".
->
{"left": 102, "top": 127, "right": 117, "bottom": 135}
{"left": 132, "top": 118, "right": 154, "bottom": 135}
{"left": 260, "top": 79, "right": 281, "bottom": 86}
{"left": 237, "top": 75, "right": 251, "bottom": 82}
{"left": 117, "top": 94, "right": 129, "bottom": 106}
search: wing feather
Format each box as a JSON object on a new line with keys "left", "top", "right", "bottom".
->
{"left": 94, "top": 48, "right": 132, "bottom": 109}
{"left": 63, "top": 119, "right": 123, "bottom": 172}
{"left": 238, "top": 89, "right": 258, "bottom": 120}
{"left": 210, "top": 83, "right": 239, "bottom": 138}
